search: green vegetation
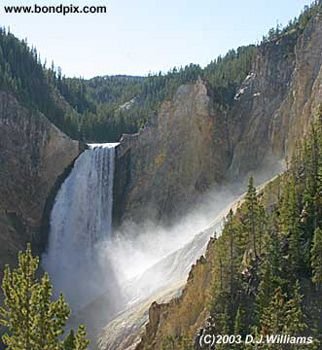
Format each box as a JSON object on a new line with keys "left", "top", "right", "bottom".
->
{"left": 264, "top": 0, "right": 322, "bottom": 42}
{"left": 203, "top": 46, "right": 255, "bottom": 106}
{"left": 204, "top": 113, "right": 322, "bottom": 349}
{"left": 0, "top": 28, "right": 80, "bottom": 138}
{"left": 76, "top": 54, "right": 257, "bottom": 142}
{"left": 162, "top": 111, "right": 322, "bottom": 349}
{"left": 1, "top": 2, "right": 320, "bottom": 143}
{"left": 0, "top": 23, "right": 254, "bottom": 142}
{"left": 0, "top": 22, "right": 255, "bottom": 142}
{"left": 0, "top": 244, "right": 89, "bottom": 350}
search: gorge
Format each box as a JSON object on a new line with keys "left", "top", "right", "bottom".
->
{"left": 0, "top": 2, "right": 322, "bottom": 349}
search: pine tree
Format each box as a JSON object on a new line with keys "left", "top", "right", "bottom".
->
{"left": 226, "top": 209, "right": 238, "bottom": 296}
{"left": 259, "top": 287, "right": 286, "bottom": 335}
{"left": 244, "top": 177, "right": 260, "bottom": 257}
{"left": 233, "top": 306, "right": 245, "bottom": 349}
{"left": 0, "top": 244, "right": 89, "bottom": 350}
{"left": 280, "top": 177, "right": 303, "bottom": 277}
{"left": 74, "top": 325, "right": 90, "bottom": 350}
{"left": 299, "top": 123, "right": 320, "bottom": 264}
{"left": 259, "top": 284, "right": 309, "bottom": 348}
{"left": 256, "top": 217, "right": 291, "bottom": 326}
{"left": 315, "top": 111, "right": 322, "bottom": 229}
{"left": 283, "top": 281, "right": 312, "bottom": 350}
{"left": 63, "top": 331, "right": 76, "bottom": 350}
{"left": 256, "top": 259, "right": 273, "bottom": 320}
{"left": 311, "top": 228, "right": 322, "bottom": 288}
{"left": 284, "top": 281, "right": 307, "bottom": 335}
{"left": 288, "top": 181, "right": 303, "bottom": 274}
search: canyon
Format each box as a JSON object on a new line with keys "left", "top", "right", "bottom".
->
{"left": 0, "top": 7, "right": 322, "bottom": 350}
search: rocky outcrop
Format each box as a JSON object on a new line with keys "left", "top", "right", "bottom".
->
{"left": 114, "top": 13, "right": 322, "bottom": 223}
{"left": 0, "top": 91, "right": 79, "bottom": 272}
{"left": 229, "top": 13, "right": 322, "bottom": 177}
{"left": 114, "top": 79, "right": 231, "bottom": 223}
{"left": 98, "top": 284, "right": 185, "bottom": 350}
{"left": 135, "top": 239, "right": 216, "bottom": 350}
{"left": 105, "top": 12, "right": 322, "bottom": 349}
{"left": 227, "top": 32, "right": 297, "bottom": 177}
{"left": 271, "top": 13, "right": 322, "bottom": 157}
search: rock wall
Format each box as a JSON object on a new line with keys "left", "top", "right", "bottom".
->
{"left": 0, "top": 91, "right": 79, "bottom": 272}
{"left": 271, "top": 13, "right": 322, "bottom": 157}
{"left": 230, "top": 13, "right": 322, "bottom": 177}
{"left": 135, "top": 239, "right": 216, "bottom": 350}
{"left": 107, "top": 12, "right": 322, "bottom": 350}
{"left": 114, "top": 13, "right": 322, "bottom": 223}
{"left": 114, "top": 79, "right": 231, "bottom": 223}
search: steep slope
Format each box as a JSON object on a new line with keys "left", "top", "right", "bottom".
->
{"left": 136, "top": 113, "right": 322, "bottom": 349}
{"left": 0, "top": 90, "right": 79, "bottom": 274}
{"left": 229, "top": 12, "right": 322, "bottom": 176}
{"left": 98, "top": 178, "right": 277, "bottom": 350}
{"left": 135, "top": 240, "right": 217, "bottom": 350}
{"left": 114, "top": 79, "right": 230, "bottom": 222}
{"left": 114, "top": 11, "right": 322, "bottom": 223}
{"left": 0, "top": 28, "right": 83, "bottom": 274}
{"left": 97, "top": 232, "right": 217, "bottom": 350}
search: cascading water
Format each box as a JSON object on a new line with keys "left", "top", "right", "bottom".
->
{"left": 42, "top": 143, "right": 120, "bottom": 310}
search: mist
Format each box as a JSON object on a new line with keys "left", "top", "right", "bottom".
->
{"left": 41, "top": 140, "right": 284, "bottom": 346}
{"left": 104, "top": 155, "right": 285, "bottom": 293}
{"left": 106, "top": 186, "right": 235, "bottom": 279}
{"left": 71, "top": 184, "right": 239, "bottom": 343}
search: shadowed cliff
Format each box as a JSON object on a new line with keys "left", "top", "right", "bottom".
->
{"left": 0, "top": 91, "right": 80, "bottom": 274}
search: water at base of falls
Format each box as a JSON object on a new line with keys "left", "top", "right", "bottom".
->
{"left": 42, "top": 143, "right": 120, "bottom": 310}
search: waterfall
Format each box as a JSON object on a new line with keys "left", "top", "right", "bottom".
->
{"left": 42, "top": 143, "right": 119, "bottom": 310}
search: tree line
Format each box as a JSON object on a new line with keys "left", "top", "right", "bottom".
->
{"left": 1, "top": 2, "right": 321, "bottom": 143}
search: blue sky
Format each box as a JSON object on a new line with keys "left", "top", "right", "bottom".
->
{"left": 0, "top": 0, "right": 313, "bottom": 78}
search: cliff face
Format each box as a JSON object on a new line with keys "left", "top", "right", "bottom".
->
{"left": 136, "top": 240, "right": 216, "bottom": 350}
{"left": 0, "top": 91, "right": 79, "bottom": 271}
{"left": 114, "top": 13, "right": 322, "bottom": 223}
{"left": 229, "top": 13, "right": 322, "bottom": 177}
{"left": 107, "top": 13, "right": 322, "bottom": 350}
{"left": 271, "top": 13, "right": 322, "bottom": 157}
{"left": 227, "top": 32, "right": 297, "bottom": 177}
{"left": 114, "top": 79, "right": 231, "bottom": 222}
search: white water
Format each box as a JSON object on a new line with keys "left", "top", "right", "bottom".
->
{"left": 42, "top": 140, "right": 280, "bottom": 346}
{"left": 97, "top": 203, "right": 236, "bottom": 350}
{"left": 98, "top": 178, "right": 278, "bottom": 350}
{"left": 42, "top": 143, "right": 119, "bottom": 310}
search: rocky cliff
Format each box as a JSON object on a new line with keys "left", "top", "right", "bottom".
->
{"left": 105, "top": 12, "right": 322, "bottom": 350}
{"left": 114, "top": 13, "right": 322, "bottom": 224}
{"left": 0, "top": 90, "right": 79, "bottom": 272}
{"left": 229, "top": 13, "right": 322, "bottom": 177}
{"left": 135, "top": 241, "right": 216, "bottom": 350}
{"left": 113, "top": 79, "right": 230, "bottom": 223}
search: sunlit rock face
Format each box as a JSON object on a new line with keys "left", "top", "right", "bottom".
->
{"left": 229, "top": 14, "right": 322, "bottom": 178}
{"left": 114, "top": 14, "right": 322, "bottom": 225}
{"left": 103, "top": 13, "right": 322, "bottom": 350}
{"left": 114, "top": 79, "right": 231, "bottom": 223}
